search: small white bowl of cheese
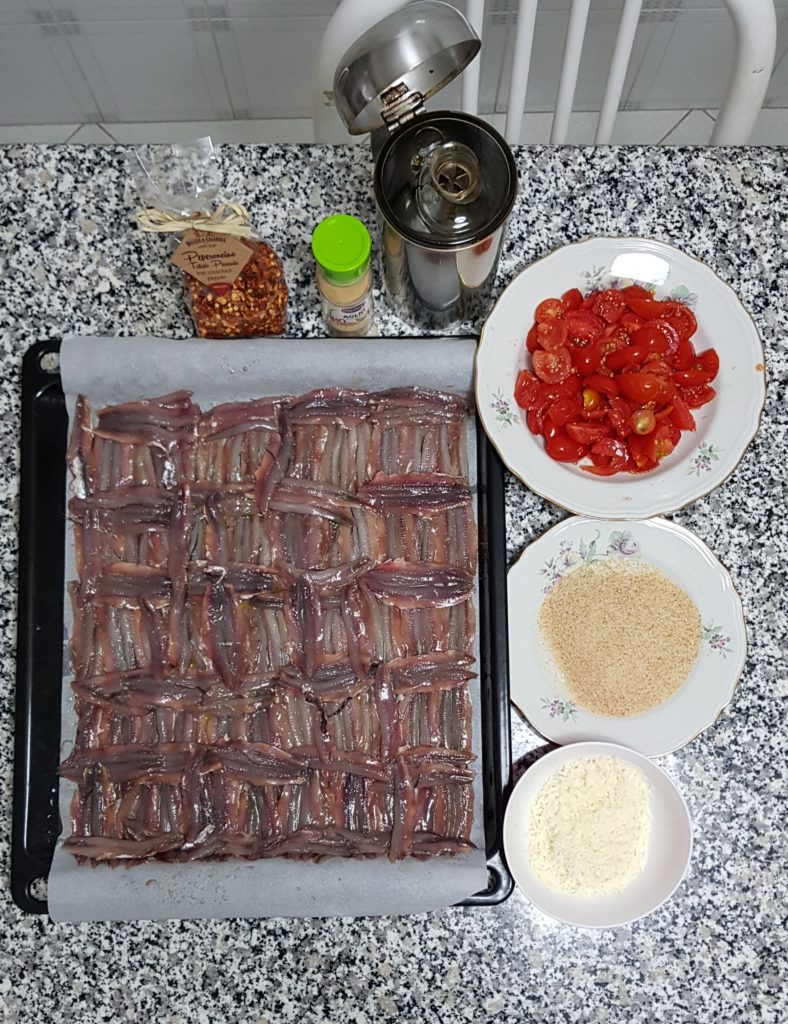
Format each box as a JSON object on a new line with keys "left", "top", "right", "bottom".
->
{"left": 504, "top": 741, "right": 692, "bottom": 928}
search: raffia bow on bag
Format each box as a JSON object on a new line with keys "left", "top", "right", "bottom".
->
{"left": 135, "top": 202, "right": 256, "bottom": 239}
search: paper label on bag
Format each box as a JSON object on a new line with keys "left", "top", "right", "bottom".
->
{"left": 172, "top": 229, "right": 252, "bottom": 286}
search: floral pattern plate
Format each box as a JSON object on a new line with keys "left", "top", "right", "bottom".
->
{"left": 476, "top": 237, "right": 766, "bottom": 518}
{"left": 507, "top": 516, "right": 747, "bottom": 756}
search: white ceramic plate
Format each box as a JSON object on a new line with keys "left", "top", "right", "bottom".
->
{"left": 504, "top": 741, "right": 692, "bottom": 928}
{"left": 508, "top": 516, "right": 746, "bottom": 757}
{"left": 475, "top": 237, "right": 766, "bottom": 518}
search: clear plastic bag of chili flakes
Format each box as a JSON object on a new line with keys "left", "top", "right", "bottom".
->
{"left": 132, "top": 138, "right": 287, "bottom": 338}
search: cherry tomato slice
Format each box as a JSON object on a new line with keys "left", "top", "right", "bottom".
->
{"left": 697, "top": 348, "right": 720, "bottom": 382}
{"left": 526, "top": 324, "right": 541, "bottom": 353}
{"left": 548, "top": 397, "right": 581, "bottom": 427}
{"left": 660, "top": 301, "right": 697, "bottom": 341}
{"left": 672, "top": 336, "right": 696, "bottom": 371}
{"left": 621, "top": 292, "right": 664, "bottom": 319}
{"left": 607, "top": 396, "right": 632, "bottom": 437}
{"left": 631, "top": 319, "right": 680, "bottom": 356}
{"left": 566, "top": 310, "right": 604, "bottom": 342}
{"left": 559, "top": 373, "right": 583, "bottom": 397}
{"left": 618, "top": 372, "right": 668, "bottom": 404}
{"left": 628, "top": 432, "right": 656, "bottom": 470}
{"left": 526, "top": 409, "right": 541, "bottom": 435}
{"left": 606, "top": 343, "right": 650, "bottom": 372}
{"left": 536, "top": 318, "right": 569, "bottom": 352}
{"left": 535, "top": 298, "right": 565, "bottom": 323}
{"left": 545, "top": 432, "right": 585, "bottom": 463}
{"left": 620, "top": 311, "right": 644, "bottom": 334}
{"left": 619, "top": 284, "right": 652, "bottom": 301}
{"left": 571, "top": 341, "right": 602, "bottom": 376}
{"left": 592, "top": 437, "right": 630, "bottom": 466}
{"left": 583, "top": 373, "right": 619, "bottom": 397}
{"left": 673, "top": 368, "right": 712, "bottom": 388}
{"left": 561, "top": 287, "right": 583, "bottom": 312}
{"left": 533, "top": 347, "right": 572, "bottom": 384}
{"left": 683, "top": 384, "right": 716, "bottom": 409}
{"left": 593, "top": 289, "right": 627, "bottom": 324}
{"left": 566, "top": 422, "right": 610, "bottom": 445}
{"left": 514, "top": 369, "right": 542, "bottom": 409}
{"left": 670, "top": 393, "right": 696, "bottom": 431}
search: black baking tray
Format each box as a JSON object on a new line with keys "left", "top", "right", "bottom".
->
{"left": 12, "top": 338, "right": 513, "bottom": 915}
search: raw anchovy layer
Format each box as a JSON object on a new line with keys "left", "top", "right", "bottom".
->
{"left": 63, "top": 387, "right": 476, "bottom": 864}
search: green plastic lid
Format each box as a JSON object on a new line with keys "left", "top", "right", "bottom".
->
{"left": 311, "top": 214, "right": 371, "bottom": 283}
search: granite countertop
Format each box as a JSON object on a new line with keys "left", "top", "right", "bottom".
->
{"left": 0, "top": 143, "right": 786, "bottom": 1023}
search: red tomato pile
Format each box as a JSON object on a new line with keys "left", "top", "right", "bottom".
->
{"left": 514, "top": 284, "right": 719, "bottom": 475}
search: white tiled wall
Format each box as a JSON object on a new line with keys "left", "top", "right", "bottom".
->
{"left": 0, "top": 0, "right": 785, "bottom": 126}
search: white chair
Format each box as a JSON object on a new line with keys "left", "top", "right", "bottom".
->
{"left": 314, "top": 0, "right": 777, "bottom": 145}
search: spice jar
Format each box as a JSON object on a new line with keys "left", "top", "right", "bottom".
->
{"left": 311, "top": 215, "right": 374, "bottom": 337}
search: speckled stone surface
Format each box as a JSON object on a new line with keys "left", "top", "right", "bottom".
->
{"left": 0, "top": 143, "right": 786, "bottom": 1023}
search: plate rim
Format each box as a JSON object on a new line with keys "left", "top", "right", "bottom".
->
{"left": 475, "top": 235, "right": 767, "bottom": 519}
{"left": 506, "top": 514, "right": 748, "bottom": 757}
{"left": 502, "top": 739, "right": 693, "bottom": 928}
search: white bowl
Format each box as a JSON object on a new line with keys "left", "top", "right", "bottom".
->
{"left": 503, "top": 741, "right": 692, "bottom": 928}
{"left": 507, "top": 516, "right": 747, "bottom": 757}
{"left": 475, "top": 237, "right": 766, "bottom": 518}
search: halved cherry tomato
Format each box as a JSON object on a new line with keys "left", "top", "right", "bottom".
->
{"left": 593, "top": 289, "right": 627, "bottom": 324}
{"left": 619, "top": 284, "right": 652, "bottom": 302}
{"left": 535, "top": 298, "right": 565, "bottom": 323}
{"left": 566, "top": 310, "right": 604, "bottom": 342}
{"left": 648, "top": 424, "right": 675, "bottom": 461}
{"left": 628, "top": 433, "right": 657, "bottom": 470}
{"left": 545, "top": 432, "right": 585, "bottom": 463}
{"left": 571, "top": 341, "right": 602, "bottom": 376}
{"left": 593, "top": 437, "right": 630, "bottom": 469}
{"left": 618, "top": 372, "right": 668, "bottom": 404}
{"left": 526, "top": 409, "right": 540, "bottom": 435}
{"left": 526, "top": 324, "right": 541, "bottom": 353}
{"left": 514, "top": 369, "right": 542, "bottom": 409}
{"left": 583, "top": 373, "right": 619, "bottom": 397}
{"left": 670, "top": 393, "right": 696, "bottom": 431}
{"left": 566, "top": 422, "right": 610, "bottom": 445}
{"left": 673, "top": 367, "right": 712, "bottom": 388}
{"left": 621, "top": 291, "right": 663, "bottom": 319}
{"left": 683, "top": 384, "right": 716, "bottom": 409}
{"left": 561, "top": 287, "right": 583, "bottom": 312}
{"left": 583, "top": 387, "right": 602, "bottom": 411}
{"left": 620, "top": 311, "right": 644, "bottom": 334}
{"left": 697, "top": 348, "right": 720, "bottom": 381}
{"left": 630, "top": 408, "right": 656, "bottom": 435}
{"left": 559, "top": 373, "right": 583, "bottom": 396}
{"left": 533, "top": 347, "right": 572, "bottom": 384}
{"left": 536, "top": 318, "right": 568, "bottom": 352}
{"left": 631, "top": 319, "right": 680, "bottom": 356}
{"left": 673, "top": 336, "right": 696, "bottom": 371}
{"left": 661, "top": 301, "right": 697, "bottom": 341}
{"left": 607, "top": 396, "right": 632, "bottom": 437}
{"left": 606, "top": 343, "right": 650, "bottom": 372}
{"left": 548, "top": 397, "right": 581, "bottom": 427}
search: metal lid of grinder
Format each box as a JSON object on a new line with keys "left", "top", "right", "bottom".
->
{"left": 333, "top": 1, "right": 480, "bottom": 134}
{"left": 333, "top": 1, "right": 517, "bottom": 252}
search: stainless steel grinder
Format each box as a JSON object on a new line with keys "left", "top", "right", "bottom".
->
{"left": 333, "top": 0, "right": 518, "bottom": 331}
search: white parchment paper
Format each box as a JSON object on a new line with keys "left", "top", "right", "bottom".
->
{"left": 49, "top": 336, "right": 487, "bottom": 922}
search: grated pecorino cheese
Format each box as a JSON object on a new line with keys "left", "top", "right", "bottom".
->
{"left": 527, "top": 756, "right": 651, "bottom": 897}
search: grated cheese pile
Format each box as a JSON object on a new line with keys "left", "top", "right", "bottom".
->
{"left": 538, "top": 559, "right": 701, "bottom": 717}
{"left": 528, "top": 756, "right": 651, "bottom": 897}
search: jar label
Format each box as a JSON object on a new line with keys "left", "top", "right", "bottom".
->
{"left": 172, "top": 229, "right": 253, "bottom": 287}
{"left": 325, "top": 293, "right": 374, "bottom": 328}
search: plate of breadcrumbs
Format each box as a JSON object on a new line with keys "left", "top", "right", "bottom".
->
{"left": 508, "top": 516, "right": 746, "bottom": 757}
